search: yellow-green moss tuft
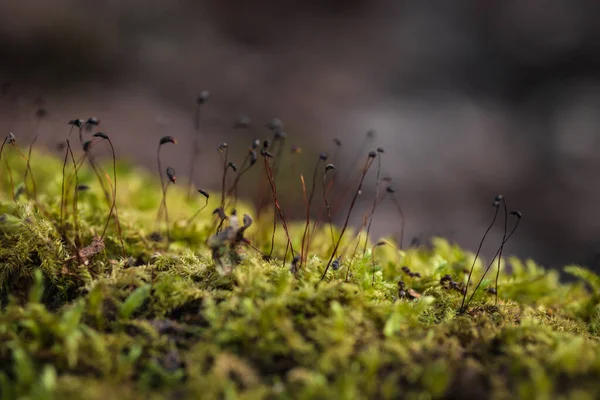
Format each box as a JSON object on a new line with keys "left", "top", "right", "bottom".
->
{"left": 1, "top": 150, "right": 600, "bottom": 399}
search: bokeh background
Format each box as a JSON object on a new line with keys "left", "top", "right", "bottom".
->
{"left": 1, "top": 0, "right": 599, "bottom": 271}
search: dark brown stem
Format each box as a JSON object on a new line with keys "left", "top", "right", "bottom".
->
{"left": 60, "top": 143, "right": 69, "bottom": 227}
{"left": 465, "top": 212, "right": 520, "bottom": 310}
{"left": 257, "top": 135, "right": 283, "bottom": 215}
{"left": 363, "top": 152, "right": 382, "bottom": 255}
{"left": 100, "top": 137, "right": 125, "bottom": 256}
{"left": 59, "top": 125, "right": 76, "bottom": 227}
{"left": 3, "top": 158, "right": 15, "bottom": 202}
{"left": 494, "top": 200, "right": 509, "bottom": 305}
{"left": 267, "top": 202, "right": 278, "bottom": 259}
{"left": 301, "top": 157, "right": 323, "bottom": 266}
{"left": 283, "top": 241, "right": 290, "bottom": 267}
{"left": 347, "top": 210, "right": 394, "bottom": 283}
{"left": 256, "top": 167, "right": 270, "bottom": 216}
{"left": 63, "top": 138, "right": 103, "bottom": 199}
{"left": 162, "top": 181, "right": 172, "bottom": 243}
{"left": 329, "top": 133, "right": 374, "bottom": 217}
{"left": 323, "top": 177, "right": 335, "bottom": 246}
{"left": 347, "top": 191, "right": 388, "bottom": 256}
{"left": 293, "top": 174, "right": 307, "bottom": 262}
{"left": 102, "top": 171, "right": 125, "bottom": 257}
{"left": 8, "top": 142, "right": 35, "bottom": 198}
{"left": 342, "top": 187, "right": 389, "bottom": 280}
{"left": 271, "top": 135, "right": 286, "bottom": 181}
{"left": 66, "top": 140, "right": 80, "bottom": 247}
{"left": 219, "top": 147, "right": 229, "bottom": 210}
{"left": 0, "top": 136, "right": 8, "bottom": 164}
{"left": 460, "top": 203, "right": 500, "bottom": 312}
{"left": 226, "top": 151, "right": 253, "bottom": 208}
{"left": 23, "top": 133, "right": 39, "bottom": 201}
{"left": 310, "top": 175, "right": 335, "bottom": 244}
{"left": 215, "top": 213, "right": 227, "bottom": 234}
{"left": 321, "top": 154, "right": 374, "bottom": 281}
{"left": 263, "top": 155, "right": 295, "bottom": 264}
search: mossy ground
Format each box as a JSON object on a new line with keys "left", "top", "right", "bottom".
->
{"left": 1, "top": 149, "right": 600, "bottom": 400}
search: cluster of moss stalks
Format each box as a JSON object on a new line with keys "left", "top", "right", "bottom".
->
{"left": 1, "top": 150, "right": 600, "bottom": 400}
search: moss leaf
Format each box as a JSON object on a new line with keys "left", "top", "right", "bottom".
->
{"left": 119, "top": 285, "right": 151, "bottom": 320}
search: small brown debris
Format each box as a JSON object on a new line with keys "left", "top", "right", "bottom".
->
{"left": 78, "top": 235, "right": 105, "bottom": 265}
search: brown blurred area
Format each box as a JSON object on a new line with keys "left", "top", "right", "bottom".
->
{"left": 1, "top": 0, "right": 599, "bottom": 271}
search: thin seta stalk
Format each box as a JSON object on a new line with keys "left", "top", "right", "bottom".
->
{"left": 289, "top": 145, "right": 302, "bottom": 193}
{"left": 493, "top": 199, "right": 509, "bottom": 305}
{"left": 60, "top": 140, "right": 70, "bottom": 228}
{"left": 298, "top": 174, "right": 307, "bottom": 260}
{"left": 218, "top": 142, "right": 230, "bottom": 210}
{"left": 160, "top": 167, "right": 177, "bottom": 244}
{"left": 0, "top": 134, "right": 8, "bottom": 164}
{"left": 354, "top": 188, "right": 390, "bottom": 250}
{"left": 362, "top": 147, "right": 385, "bottom": 255}
{"left": 257, "top": 118, "right": 284, "bottom": 215}
{"left": 93, "top": 132, "right": 125, "bottom": 257}
{"left": 216, "top": 143, "right": 238, "bottom": 233}
{"left": 156, "top": 136, "right": 177, "bottom": 231}
{"left": 494, "top": 207, "right": 522, "bottom": 304}
{"left": 24, "top": 106, "right": 48, "bottom": 198}
{"left": 188, "top": 189, "right": 210, "bottom": 225}
{"left": 264, "top": 140, "right": 279, "bottom": 259}
{"left": 301, "top": 152, "right": 327, "bottom": 267}
{"left": 261, "top": 143, "right": 295, "bottom": 267}
{"left": 311, "top": 139, "right": 341, "bottom": 237}
{"left": 386, "top": 185, "right": 406, "bottom": 250}
{"left": 345, "top": 189, "right": 389, "bottom": 282}
{"left": 2, "top": 132, "right": 38, "bottom": 201}
{"left": 459, "top": 194, "right": 503, "bottom": 312}
{"left": 226, "top": 139, "right": 259, "bottom": 208}
{"left": 331, "top": 138, "right": 342, "bottom": 170}
{"left": 23, "top": 132, "right": 39, "bottom": 201}
{"left": 82, "top": 141, "right": 112, "bottom": 206}
{"left": 67, "top": 119, "right": 83, "bottom": 143}
{"left": 321, "top": 150, "right": 377, "bottom": 281}
{"left": 65, "top": 140, "right": 80, "bottom": 247}
{"left": 330, "top": 130, "right": 375, "bottom": 218}
{"left": 266, "top": 130, "right": 286, "bottom": 254}
{"left": 271, "top": 130, "right": 287, "bottom": 180}
{"left": 62, "top": 138, "right": 103, "bottom": 200}
{"left": 464, "top": 208, "right": 522, "bottom": 310}
{"left": 321, "top": 164, "right": 337, "bottom": 247}
{"left": 225, "top": 116, "right": 253, "bottom": 206}
{"left": 0, "top": 134, "right": 7, "bottom": 197}
{"left": 1, "top": 133, "right": 16, "bottom": 202}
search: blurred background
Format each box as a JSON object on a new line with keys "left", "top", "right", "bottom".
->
{"left": 0, "top": 0, "right": 599, "bottom": 271}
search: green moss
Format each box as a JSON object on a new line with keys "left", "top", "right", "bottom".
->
{"left": 1, "top": 150, "right": 600, "bottom": 399}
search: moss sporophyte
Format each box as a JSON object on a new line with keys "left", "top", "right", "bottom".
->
{"left": 0, "top": 126, "right": 598, "bottom": 400}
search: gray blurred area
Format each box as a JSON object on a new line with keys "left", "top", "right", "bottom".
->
{"left": 1, "top": 0, "right": 599, "bottom": 270}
